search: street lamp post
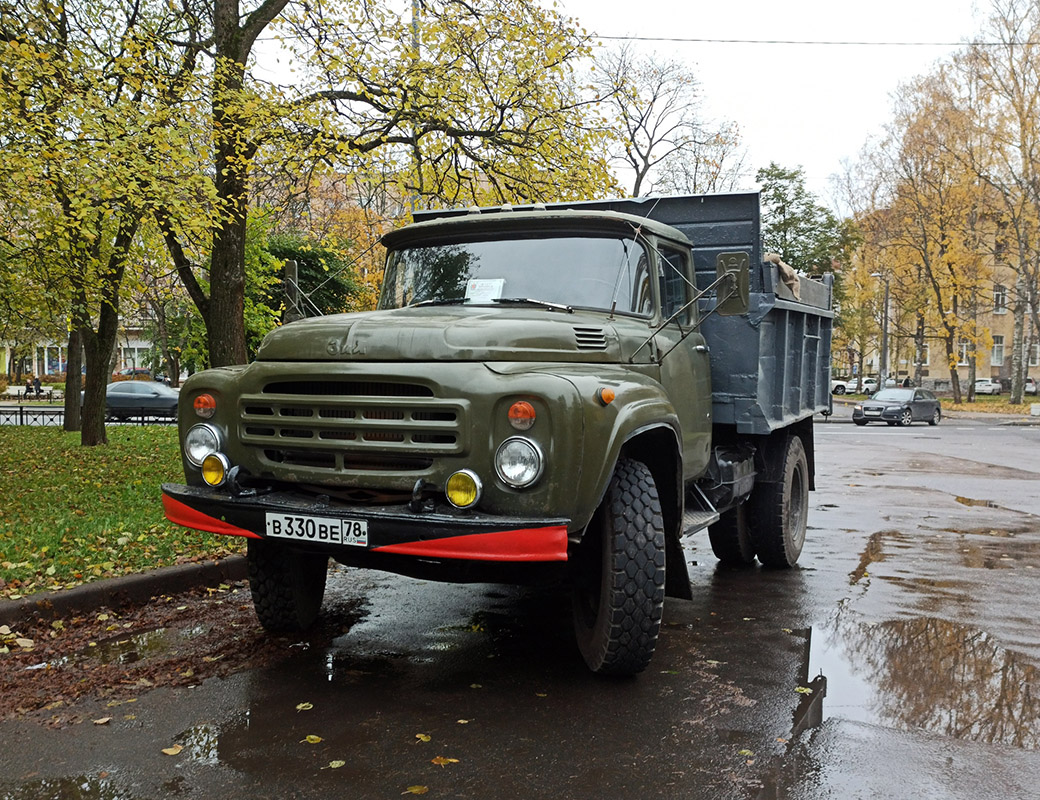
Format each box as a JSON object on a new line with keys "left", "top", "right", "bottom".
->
{"left": 871, "top": 272, "right": 890, "bottom": 385}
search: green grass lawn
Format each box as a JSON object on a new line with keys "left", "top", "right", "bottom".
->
{"left": 0, "top": 426, "right": 240, "bottom": 600}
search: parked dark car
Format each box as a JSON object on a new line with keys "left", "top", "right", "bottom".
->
{"left": 853, "top": 387, "right": 941, "bottom": 427}
{"left": 103, "top": 380, "right": 179, "bottom": 419}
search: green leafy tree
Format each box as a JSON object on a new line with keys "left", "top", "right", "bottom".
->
{"left": 757, "top": 163, "right": 858, "bottom": 275}
{"left": 266, "top": 232, "right": 361, "bottom": 318}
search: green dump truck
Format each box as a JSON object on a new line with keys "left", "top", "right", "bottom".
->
{"left": 161, "top": 192, "right": 833, "bottom": 676}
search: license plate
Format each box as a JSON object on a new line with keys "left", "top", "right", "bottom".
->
{"left": 865, "top": 410, "right": 881, "bottom": 416}
{"left": 265, "top": 513, "right": 368, "bottom": 547}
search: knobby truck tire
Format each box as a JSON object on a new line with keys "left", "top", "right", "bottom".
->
{"left": 247, "top": 539, "right": 329, "bottom": 632}
{"left": 748, "top": 435, "right": 808, "bottom": 568}
{"left": 572, "top": 457, "right": 666, "bottom": 676}
{"left": 708, "top": 502, "right": 755, "bottom": 565}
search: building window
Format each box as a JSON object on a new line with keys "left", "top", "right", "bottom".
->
{"left": 957, "top": 339, "right": 970, "bottom": 367}
{"left": 993, "top": 284, "right": 1007, "bottom": 314}
{"left": 992, "top": 335, "right": 1004, "bottom": 367}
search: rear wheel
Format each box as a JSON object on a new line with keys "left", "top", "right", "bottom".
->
{"left": 248, "top": 539, "right": 328, "bottom": 632}
{"left": 708, "top": 503, "right": 755, "bottom": 565}
{"left": 929, "top": 408, "right": 941, "bottom": 426}
{"left": 748, "top": 436, "right": 808, "bottom": 568}
{"left": 833, "top": 385, "right": 846, "bottom": 395}
{"left": 572, "top": 458, "right": 665, "bottom": 676}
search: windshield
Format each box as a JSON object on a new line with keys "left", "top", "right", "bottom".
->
{"left": 872, "top": 389, "right": 913, "bottom": 402}
{"left": 379, "top": 235, "right": 652, "bottom": 316}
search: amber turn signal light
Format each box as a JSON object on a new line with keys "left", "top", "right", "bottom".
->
{"left": 194, "top": 393, "right": 217, "bottom": 419}
{"left": 508, "top": 400, "right": 536, "bottom": 430}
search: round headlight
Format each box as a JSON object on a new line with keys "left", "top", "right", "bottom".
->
{"left": 446, "top": 469, "right": 482, "bottom": 509}
{"left": 185, "top": 424, "right": 223, "bottom": 467}
{"left": 495, "top": 437, "right": 544, "bottom": 489}
{"left": 201, "top": 452, "right": 230, "bottom": 487}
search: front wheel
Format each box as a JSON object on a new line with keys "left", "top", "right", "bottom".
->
{"left": 833, "top": 386, "right": 846, "bottom": 395}
{"left": 248, "top": 539, "right": 329, "bottom": 632}
{"left": 899, "top": 409, "right": 913, "bottom": 427}
{"left": 854, "top": 420, "right": 868, "bottom": 426}
{"left": 748, "top": 435, "right": 809, "bottom": 568}
{"left": 572, "top": 458, "right": 666, "bottom": 676}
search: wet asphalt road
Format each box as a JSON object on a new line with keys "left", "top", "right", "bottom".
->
{"left": 3, "top": 405, "right": 1040, "bottom": 799}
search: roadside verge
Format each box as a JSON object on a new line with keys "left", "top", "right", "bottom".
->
{"left": 0, "top": 555, "right": 246, "bottom": 628}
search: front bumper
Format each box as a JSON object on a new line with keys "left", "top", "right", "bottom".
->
{"left": 853, "top": 405, "right": 901, "bottom": 422}
{"left": 162, "top": 483, "right": 570, "bottom": 574}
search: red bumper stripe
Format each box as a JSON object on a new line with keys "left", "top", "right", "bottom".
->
{"left": 162, "top": 494, "right": 262, "bottom": 539}
{"left": 372, "top": 526, "right": 568, "bottom": 562}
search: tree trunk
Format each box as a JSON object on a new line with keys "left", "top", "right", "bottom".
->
{"left": 63, "top": 328, "right": 82, "bottom": 432}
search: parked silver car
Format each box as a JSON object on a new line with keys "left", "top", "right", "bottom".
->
{"left": 974, "top": 378, "right": 1002, "bottom": 395}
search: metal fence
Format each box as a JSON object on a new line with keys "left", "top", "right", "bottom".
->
{"left": 0, "top": 406, "right": 176, "bottom": 427}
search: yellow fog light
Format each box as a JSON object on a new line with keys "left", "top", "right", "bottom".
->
{"left": 445, "top": 469, "right": 482, "bottom": 509}
{"left": 201, "top": 452, "right": 231, "bottom": 487}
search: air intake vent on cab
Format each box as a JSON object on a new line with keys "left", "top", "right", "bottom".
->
{"left": 573, "top": 326, "right": 607, "bottom": 351}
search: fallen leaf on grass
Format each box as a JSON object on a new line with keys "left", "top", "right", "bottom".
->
{"left": 430, "top": 756, "right": 459, "bottom": 767}
{"left": 162, "top": 744, "right": 183, "bottom": 756}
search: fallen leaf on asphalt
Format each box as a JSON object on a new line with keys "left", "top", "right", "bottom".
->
{"left": 415, "top": 734, "right": 431, "bottom": 743}
{"left": 93, "top": 717, "right": 111, "bottom": 725}
{"left": 322, "top": 760, "right": 346, "bottom": 770}
{"left": 456, "top": 719, "right": 470, "bottom": 724}
{"left": 403, "top": 786, "right": 429, "bottom": 795}
{"left": 162, "top": 745, "right": 183, "bottom": 756}
{"left": 296, "top": 703, "right": 313, "bottom": 712}
{"left": 430, "top": 756, "right": 459, "bottom": 767}
{"left": 302, "top": 735, "right": 323, "bottom": 744}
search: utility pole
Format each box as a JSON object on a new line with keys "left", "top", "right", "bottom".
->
{"left": 284, "top": 259, "right": 303, "bottom": 323}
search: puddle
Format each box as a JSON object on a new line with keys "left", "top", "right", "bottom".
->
{"left": 809, "top": 615, "right": 1040, "bottom": 749}
{"left": 84, "top": 625, "right": 210, "bottom": 665}
{"left": 2, "top": 775, "right": 133, "bottom": 800}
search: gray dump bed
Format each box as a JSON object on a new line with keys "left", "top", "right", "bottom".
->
{"left": 416, "top": 193, "right": 834, "bottom": 436}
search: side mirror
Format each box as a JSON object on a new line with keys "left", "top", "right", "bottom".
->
{"left": 715, "top": 252, "right": 750, "bottom": 316}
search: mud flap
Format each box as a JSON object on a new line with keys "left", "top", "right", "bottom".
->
{"left": 665, "top": 532, "right": 693, "bottom": 599}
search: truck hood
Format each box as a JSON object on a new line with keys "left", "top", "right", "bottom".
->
{"left": 255, "top": 307, "right": 650, "bottom": 363}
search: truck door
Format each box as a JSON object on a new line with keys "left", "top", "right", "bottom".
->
{"left": 654, "top": 245, "right": 712, "bottom": 481}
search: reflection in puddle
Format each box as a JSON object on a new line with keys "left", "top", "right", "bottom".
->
{"left": 955, "top": 496, "right": 999, "bottom": 508}
{"left": 4, "top": 775, "right": 132, "bottom": 800}
{"left": 811, "top": 615, "right": 1040, "bottom": 749}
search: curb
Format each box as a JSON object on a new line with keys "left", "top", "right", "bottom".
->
{"left": 0, "top": 555, "right": 247, "bottom": 629}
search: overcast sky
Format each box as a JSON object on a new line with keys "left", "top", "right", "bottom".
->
{"left": 561, "top": 0, "right": 988, "bottom": 208}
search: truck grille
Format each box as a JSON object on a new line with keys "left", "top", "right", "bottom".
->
{"left": 239, "top": 380, "right": 465, "bottom": 474}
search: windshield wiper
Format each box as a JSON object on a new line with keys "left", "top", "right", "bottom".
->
{"left": 408, "top": 298, "right": 466, "bottom": 308}
{"left": 491, "top": 297, "right": 573, "bottom": 313}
